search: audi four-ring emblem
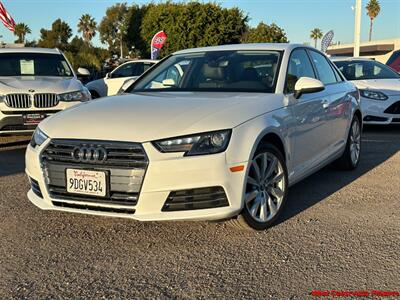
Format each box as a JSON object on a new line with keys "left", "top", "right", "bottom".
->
{"left": 71, "top": 146, "right": 107, "bottom": 163}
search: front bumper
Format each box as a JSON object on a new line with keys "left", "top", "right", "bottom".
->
{"left": 361, "top": 96, "right": 400, "bottom": 125}
{"left": 25, "top": 140, "right": 247, "bottom": 221}
{"left": 0, "top": 102, "right": 80, "bottom": 135}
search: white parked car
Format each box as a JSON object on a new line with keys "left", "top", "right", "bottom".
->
{"left": 333, "top": 57, "right": 400, "bottom": 125}
{"left": 0, "top": 47, "right": 91, "bottom": 136}
{"left": 85, "top": 59, "right": 158, "bottom": 98}
{"left": 26, "top": 44, "right": 362, "bottom": 230}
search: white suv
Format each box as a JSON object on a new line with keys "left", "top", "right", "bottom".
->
{"left": 0, "top": 47, "right": 91, "bottom": 136}
{"left": 26, "top": 44, "right": 361, "bottom": 230}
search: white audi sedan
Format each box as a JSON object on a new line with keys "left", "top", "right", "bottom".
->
{"left": 26, "top": 44, "right": 362, "bottom": 230}
{"left": 333, "top": 57, "right": 400, "bottom": 125}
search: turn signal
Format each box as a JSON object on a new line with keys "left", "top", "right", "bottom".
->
{"left": 230, "top": 165, "right": 245, "bottom": 172}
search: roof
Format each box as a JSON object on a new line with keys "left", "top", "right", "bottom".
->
{"left": 121, "top": 59, "right": 159, "bottom": 63}
{"left": 327, "top": 44, "right": 395, "bottom": 56}
{"left": 0, "top": 47, "right": 61, "bottom": 54}
{"left": 174, "top": 43, "right": 307, "bottom": 55}
{"left": 330, "top": 56, "right": 374, "bottom": 62}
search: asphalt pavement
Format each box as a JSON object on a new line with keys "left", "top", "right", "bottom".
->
{"left": 0, "top": 126, "right": 399, "bottom": 299}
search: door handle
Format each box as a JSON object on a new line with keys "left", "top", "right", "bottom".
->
{"left": 322, "top": 100, "right": 329, "bottom": 110}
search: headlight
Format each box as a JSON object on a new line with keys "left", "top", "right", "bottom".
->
{"left": 359, "top": 89, "right": 388, "bottom": 100}
{"left": 153, "top": 130, "right": 232, "bottom": 156}
{"left": 58, "top": 89, "right": 91, "bottom": 102}
{"left": 30, "top": 127, "right": 49, "bottom": 148}
{"left": 0, "top": 95, "right": 5, "bottom": 103}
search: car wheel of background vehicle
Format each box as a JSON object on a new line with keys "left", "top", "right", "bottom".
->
{"left": 229, "top": 144, "right": 288, "bottom": 231}
{"left": 333, "top": 116, "right": 361, "bottom": 170}
{"left": 89, "top": 90, "right": 100, "bottom": 99}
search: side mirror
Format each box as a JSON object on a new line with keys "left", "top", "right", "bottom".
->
{"left": 77, "top": 67, "right": 90, "bottom": 76}
{"left": 105, "top": 72, "right": 111, "bottom": 79}
{"left": 162, "top": 79, "right": 176, "bottom": 87}
{"left": 294, "top": 77, "right": 325, "bottom": 99}
{"left": 118, "top": 78, "right": 136, "bottom": 94}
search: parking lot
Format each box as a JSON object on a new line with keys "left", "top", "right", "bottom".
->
{"left": 0, "top": 126, "right": 399, "bottom": 299}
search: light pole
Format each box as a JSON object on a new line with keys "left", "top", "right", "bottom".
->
{"left": 120, "top": 32, "right": 123, "bottom": 59}
{"left": 116, "top": 20, "right": 125, "bottom": 60}
{"left": 353, "top": 0, "right": 362, "bottom": 57}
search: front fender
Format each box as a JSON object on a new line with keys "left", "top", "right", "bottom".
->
{"left": 226, "top": 107, "right": 294, "bottom": 167}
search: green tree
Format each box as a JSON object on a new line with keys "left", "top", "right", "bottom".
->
{"left": 38, "top": 19, "right": 72, "bottom": 49}
{"left": 98, "top": 3, "right": 130, "bottom": 57}
{"left": 25, "top": 40, "right": 37, "bottom": 47}
{"left": 65, "top": 36, "right": 109, "bottom": 71}
{"left": 310, "top": 28, "right": 323, "bottom": 48}
{"left": 14, "top": 23, "right": 31, "bottom": 43}
{"left": 77, "top": 14, "right": 97, "bottom": 43}
{"left": 139, "top": 2, "right": 247, "bottom": 58}
{"left": 366, "top": 0, "right": 381, "bottom": 41}
{"left": 126, "top": 4, "right": 147, "bottom": 58}
{"left": 241, "top": 22, "right": 288, "bottom": 43}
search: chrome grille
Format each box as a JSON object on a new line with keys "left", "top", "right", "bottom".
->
{"left": 34, "top": 93, "right": 59, "bottom": 108}
{"left": 5, "top": 94, "right": 31, "bottom": 108}
{"left": 42, "top": 139, "right": 147, "bottom": 168}
{"left": 41, "top": 140, "right": 148, "bottom": 209}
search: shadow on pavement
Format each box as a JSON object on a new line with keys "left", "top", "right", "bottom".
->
{"left": 0, "top": 147, "right": 27, "bottom": 177}
{"left": 278, "top": 124, "right": 400, "bottom": 225}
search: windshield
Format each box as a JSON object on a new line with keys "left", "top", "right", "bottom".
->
{"left": 129, "top": 50, "right": 282, "bottom": 93}
{"left": 334, "top": 60, "right": 400, "bottom": 80}
{"left": 0, "top": 53, "right": 73, "bottom": 77}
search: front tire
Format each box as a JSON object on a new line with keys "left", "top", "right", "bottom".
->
{"left": 230, "top": 144, "right": 288, "bottom": 231}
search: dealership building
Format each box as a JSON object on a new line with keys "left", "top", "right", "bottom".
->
{"left": 327, "top": 38, "right": 400, "bottom": 63}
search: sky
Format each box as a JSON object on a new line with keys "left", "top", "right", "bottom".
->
{"left": 0, "top": 0, "right": 399, "bottom": 49}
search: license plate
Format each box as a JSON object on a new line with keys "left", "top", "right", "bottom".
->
{"left": 23, "top": 113, "right": 46, "bottom": 125}
{"left": 66, "top": 169, "right": 107, "bottom": 197}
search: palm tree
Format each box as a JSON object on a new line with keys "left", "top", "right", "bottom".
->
{"left": 14, "top": 23, "right": 31, "bottom": 44}
{"left": 77, "top": 14, "right": 97, "bottom": 43}
{"left": 366, "top": 0, "right": 381, "bottom": 41}
{"left": 310, "top": 28, "right": 323, "bottom": 48}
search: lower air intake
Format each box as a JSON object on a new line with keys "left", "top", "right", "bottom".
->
{"left": 384, "top": 101, "right": 400, "bottom": 114}
{"left": 52, "top": 201, "right": 135, "bottom": 214}
{"left": 162, "top": 186, "right": 229, "bottom": 211}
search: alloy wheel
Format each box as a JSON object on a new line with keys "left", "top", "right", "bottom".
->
{"left": 349, "top": 119, "right": 361, "bottom": 165}
{"left": 245, "top": 152, "right": 286, "bottom": 223}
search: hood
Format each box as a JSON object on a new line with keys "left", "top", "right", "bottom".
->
{"left": 40, "top": 91, "right": 284, "bottom": 142}
{"left": 351, "top": 78, "right": 400, "bottom": 96}
{"left": 0, "top": 76, "right": 83, "bottom": 94}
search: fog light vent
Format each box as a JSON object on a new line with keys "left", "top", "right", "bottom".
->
{"left": 162, "top": 186, "right": 229, "bottom": 211}
{"left": 30, "top": 177, "right": 43, "bottom": 198}
{"left": 363, "top": 115, "right": 388, "bottom": 122}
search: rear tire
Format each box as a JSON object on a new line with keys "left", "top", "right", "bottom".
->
{"left": 333, "top": 116, "right": 361, "bottom": 170}
{"left": 229, "top": 144, "right": 288, "bottom": 231}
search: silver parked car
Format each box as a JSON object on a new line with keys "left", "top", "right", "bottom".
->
{"left": 333, "top": 57, "right": 400, "bottom": 125}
